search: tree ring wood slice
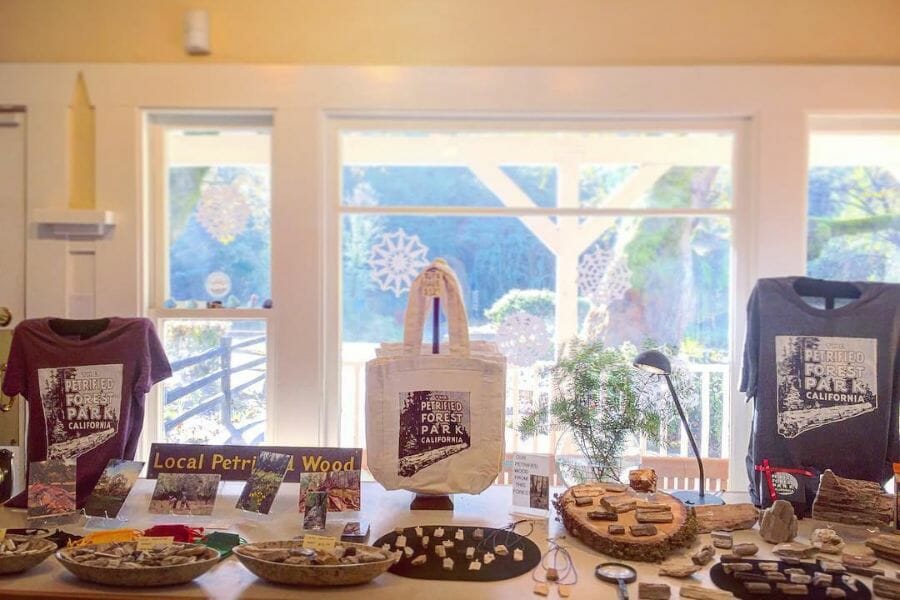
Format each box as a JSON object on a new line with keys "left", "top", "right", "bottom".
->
{"left": 554, "top": 485, "right": 696, "bottom": 562}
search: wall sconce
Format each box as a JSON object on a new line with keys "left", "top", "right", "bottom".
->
{"left": 184, "top": 10, "right": 210, "bottom": 56}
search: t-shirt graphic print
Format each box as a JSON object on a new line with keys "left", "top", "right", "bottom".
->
{"left": 775, "top": 335, "right": 877, "bottom": 439}
{"left": 38, "top": 364, "right": 123, "bottom": 460}
{"left": 398, "top": 390, "right": 471, "bottom": 477}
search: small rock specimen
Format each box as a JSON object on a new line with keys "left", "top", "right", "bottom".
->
{"left": 784, "top": 568, "right": 806, "bottom": 576}
{"left": 468, "top": 561, "right": 481, "bottom": 571}
{"left": 630, "top": 468, "right": 658, "bottom": 493}
{"left": 574, "top": 496, "right": 594, "bottom": 507}
{"left": 411, "top": 554, "right": 427, "bottom": 566}
{"left": 435, "top": 545, "right": 446, "bottom": 558}
{"left": 659, "top": 563, "right": 702, "bottom": 578}
{"left": 455, "top": 529, "right": 465, "bottom": 541}
{"left": 693, "top": 503, "right": 760, "bottom": 534}
{"left": 558, "top": 584, "right": 571, "bottom": 598}
{"left": 757, "top": 562, "right": 779, "bottom": 571}
{"left": 812, "top": 573, "right": 833, "bottom": 587}
{"left": 744, "top": 582, "right": 771, "bottom": 595}
{"left": 825, "top": 588, "right": 846, "bottom": 599}
{"left": 404, "top": 546, "right": 414, "bottom": 557}
{"left": 630, "top": 524, "right": 658, "bottom": 537}
{"left": 723, "top": 563, "right": 753, "bottom": 574}
{"left": 637, "top": 510, "right": 675, "bottom": 524}
{"left": 691, "top": 545, "right": 715, "bottom": 566}
{"left": 812, "top": 469, "right": 893, "bottom": 526}
{"left": 637, "top": 501, "right": 673, "bottom": 511}
{"left": 572, "top": 485, "right": 604, "bottom": 499}
{"left": 472, "top": 528, "right": 484, "bottom": 541}
{"left": 602, "top": 495, "right": 638, "bottom": 513}
{"left": 843, "top": 564, "right": 884, "bottom": 577}
{"left": 396, "top": 535, "right": 407, "bottom": 548}
{"left": 873, "top": 575, "right": 900, "bottom": 600}
{"left": 789, "top": 573, "right": 812, "bottom": 584}
{"left": 414, "top": 526, "right": 423, "bottom": 537}
{"left": 732, "top": 543, "right": 759, "bottom": 557}
{"left": 638, "top": 582, "right": 671, "bottom": 599}
{"left": 819, "top": 560, "right": 846, "bottom": 574}
{"left": 841, "top": 552, "right": 877, "bottom": 568}
{"left": 776, "top": 582, "right": 809, "bottom": 595}
{"left": 810, "top": 528, "right": 844, "bottom": 554}
{"left": 442, "top": 540, "right": 454, "bottom": 549}
{"left": 465, "top": 547, "right": 474, "bottom": 559}
{"left": 759, "top": 499, "right": 798, "bottom": 544}
{"left": 866, "top": 533, "right": 900, "bottom": 564}
{"left": 734, "top": 573, "right": 769, "bottom": 583}
{"left": 513, "top": 548, "right": 524, "bottom": 562}
{"left": 533, "top": 582, "right": 549, "bottom": 596}
{"left": 494, "top": 545, "right": 509, "bottom": 556}
{"left": 766, "top": 572, "right": 787, "bottom": 582}
{"left": 434, "top": 527, "right": 444, "bottom": 538}
{"left": 679, "top": 584, "right": 734, "bottom": 599}
{"left": 588, "top": 510, "right": 619, "bottom": 521}
{"left": 483, "top": 552, "right": 495, "bottom": 564}
{"left": 603, "top": 482, "right": 630, "bottom": 493}
{"left": 421, "top": 536, "right": 430, "bottom": 547}
{"left": 608, "top": 524, "right": 626, "bottom": 535}
{"left": 711, "top": 531, "right": 733, "bottom": 550}
{"left": 773, "top": 543, "right": 818, "bottom": 559}
{"left": 442, "top": 557, "right": 454, "bottom": 571}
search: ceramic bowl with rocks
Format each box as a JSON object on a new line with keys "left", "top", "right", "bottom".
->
{"left": 56, "top": 541, "right": 220, "bottom": 587}
{"left": 234, "top": 539, "right": 397, "bottom": 586}
{"left": 0, "top": 535, "right": 58, "bottom": 574}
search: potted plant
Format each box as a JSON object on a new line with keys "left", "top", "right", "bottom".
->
{"left": 517, "top": 338, "right": 692, "bottom": 485}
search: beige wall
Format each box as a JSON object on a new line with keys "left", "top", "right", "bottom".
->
{"left": 2, "top": 0, "right": 899, "bottom": 65}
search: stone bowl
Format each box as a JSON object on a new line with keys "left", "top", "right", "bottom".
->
{"left": 0, "top": 536, "right": 58, "bottom": 575}
{"left": 56, "top": 543, "right": 220, "bottom": 587}
{"left": 234, "top": 539, "right": 397, "bottom": 586}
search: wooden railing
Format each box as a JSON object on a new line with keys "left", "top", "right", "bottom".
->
{"left": 165, "top": 334, "right": 267, "bottom": 444}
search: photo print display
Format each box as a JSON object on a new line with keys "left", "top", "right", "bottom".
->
{"left": 298, "top": 469, "right": 361, "bottom": 513}
{"left": 236, "top": 451, "right": 291, "bottom": 514}
{"left": 27, "top": 459, "right": 77, "bottom": 520}
{"left": 302, "top": 491, "right": 328, "bottom": 530}
{"left": 84, "top": 459, "right": 144, "bottom": 518}
{"left": 149, "top": 473, "right": 221, "bottom": 516}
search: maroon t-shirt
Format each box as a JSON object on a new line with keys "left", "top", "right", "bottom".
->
{"left": 2, "top": 317, "right": 171, "bottom": 508}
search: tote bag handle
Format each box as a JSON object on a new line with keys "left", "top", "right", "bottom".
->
{"left": 402, "top": 260, "right": 470, "bottom": 357}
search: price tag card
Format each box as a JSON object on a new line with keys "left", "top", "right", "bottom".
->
{"left": 136, "top": 536, "right": 175, "bottom": 550}
{"left": 0, "top": 528, "right": 6, "bottom": 542}
{"left": 302, "top": 534, "right": 336, "bottom": 552}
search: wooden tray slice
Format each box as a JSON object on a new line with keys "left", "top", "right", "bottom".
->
{"left": 554, "top": 485, "right": 697, "bottom": 562}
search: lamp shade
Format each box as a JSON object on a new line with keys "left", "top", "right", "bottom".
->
{"left": 633, "top": 350, "right": 672, "bottom": 375}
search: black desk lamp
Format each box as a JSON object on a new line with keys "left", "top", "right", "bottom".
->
{"left": 633, "top": 350, "right": 725, "bottom": 506}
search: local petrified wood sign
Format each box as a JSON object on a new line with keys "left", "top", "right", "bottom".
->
{"left": 554, "top": 483, "right": 696, "bottom": 562}
{"left": 811, "top": 469, "right": 893, "bottom": 526}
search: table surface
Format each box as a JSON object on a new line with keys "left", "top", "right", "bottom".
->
{"left": 0, "top": 480, "right": 892, "bottom": 599}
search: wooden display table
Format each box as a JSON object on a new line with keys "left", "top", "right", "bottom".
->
{"left": 0, "top": 481, "right": 883, "bottom": 599}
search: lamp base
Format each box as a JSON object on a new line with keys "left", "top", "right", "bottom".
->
{"left": 670, "top": 491, "right": 725, "bottom": 506}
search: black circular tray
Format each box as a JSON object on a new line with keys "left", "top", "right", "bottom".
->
{"left": 373, "top": 525, "right": 541, "bottom": 582}
{"left": 710, "top": 558, "right": 871, "bottom": 600}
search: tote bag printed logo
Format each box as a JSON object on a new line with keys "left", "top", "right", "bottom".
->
{"left": 775, "top": 336, "right": 877, "bottom": 438}
{"left": 38, "top": 364, "right": 123, "bottom": 459}
{"left": 398, "top": 390, "right": 471, "bottom": 477}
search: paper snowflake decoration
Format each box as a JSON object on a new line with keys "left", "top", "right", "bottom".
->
{"left": 197, "top": 179, "right": 251, "bottom": 245}
{"left": 577, "top": 247, "right": 632, "bottom": 306}
{"left": 496, "top": 311, "right": 552, "bottom": 368}
{"left": 368, "top": 228, "right": 430, "bottom": 297}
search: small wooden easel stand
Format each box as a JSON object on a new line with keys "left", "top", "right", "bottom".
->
{"left": 409, "top": 296, "right": 454, "bottom": 512}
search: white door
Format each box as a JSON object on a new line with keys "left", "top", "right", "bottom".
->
{"left": 0, "top": 109, "right": 26, "bottom": 495}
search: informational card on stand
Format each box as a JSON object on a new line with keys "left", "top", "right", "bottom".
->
{"left": 511, "top": 452, "right": 551, "bottom": 517}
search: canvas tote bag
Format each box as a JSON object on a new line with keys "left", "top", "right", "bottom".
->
{"left": 365, "top": 260, "right": 506, "bottom": 495}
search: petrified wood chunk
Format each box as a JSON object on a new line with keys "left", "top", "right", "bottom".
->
{"left": 873, "top": 575, "right": 900, "bottom": 600}
{"left": 812, "top": 573, "right": 833, "bottom": 587}
{"left": 819, "top": 561, "right": 846, "bottom": 574}
{"left": 679, "top": 584, "right": 734, "bottom": 599}
{"left": 841, "top": 552, "right": 877, "bottom": 568}
{"left": 865, "top": 534, "right": 900, "bottom": 564}
{"left": 711, "top": 531, "right": 733, "bottom": 550}
{"left": 812, "top": 469, "right": 893, "bottom": 526}
{"left": 759, "top": 500, "right": 798, "bottom": 544}
{"left": 571, "top": 484, "right": 604, "bottom": 499}
{"left": 636, "top": 510, "right": 675, "bottom": 524}
{"left": 744, "top": 582, "right": 771, "bottom": 595}
{"left": 638, "top": 582, "right": 671, "bottom": 600}
{"left": 825, "top": 588, "right": 846, "bottom": 599}
{"left": 691, "top": 545, "right": 715, "bottom": 566}
{"left": 723, "top": 562, "right": 753, "bottom": 574}
{"left": 588, "top": 511, "right": 619, "bottom": 521}
{"left": 555, "top": 486, "right": 695, "bottom": 562}
{"left": 843, "top": 564, "right": 884, "bottom": 577}
{"left": 574, "top": 496, "right": 594, "bottom": 507}
{"left": 776, "top": 582, "right": 810, "bottom": 595}
{"left": 810, "top": 528, "right": 844, "bottom": 555}
{"left": 631, "top": 524, "right": 659, "bottom": 537}
{"left": 772, "top": 543, "right": 817, "bottom": 559}
{"left": 659, "top": 563, "right": 702, "bottom": 578}
{"left": 608, "top": 525, "right": 626, "bottom": 535}
{"left": 693, "top": 503, "right": 760, "bottom": 534}
{"left": 637, "top": 501, "right": 673, "bottom": 512}
{"left": 630, "top": 468, "right": 658, "bottom": 493}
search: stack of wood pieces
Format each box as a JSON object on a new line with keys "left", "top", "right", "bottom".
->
{"left": 865, "top": 534, "right": 900, "bottom": 564}
{"left": 553, "top": 483, "right": 696, "bottom": 562}
{"left": 811, "top": 469, "right": 893, "bottom": 526}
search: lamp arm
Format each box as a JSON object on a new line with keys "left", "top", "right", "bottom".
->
{"left": 663, "top": 374, "right": 705, "bottom": 499}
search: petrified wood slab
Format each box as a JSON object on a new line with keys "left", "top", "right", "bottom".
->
{"left": 811, "top": 469, "right": 893, "bottom": 526}
{"left": 588, "top": 510, "right": 618, "bottom": 521}
{"left": 636, "top": 509, "right": 675, "bottom": 524}
{"left": 638, "top": 582, "right": 672, "bottom": 599}
{"left": 865, "top": 534, "right": 900, "bottom": 564}
{"left": 679, "top": 584, "right": 734, "bottom": 599}
{"left": 693, "top": 503, "right": 760, "bottom": 534}
{"left": 759, "top": 500, "right": 797, "bottom": 544}
{"left": 873, "top": 575, "right": 900, "bottom": 599}
{"left": 555, "top": 487, "right": 696, "bottom": 562}
{"left": 659, "top": 563, "right": 702, "bottom": 578}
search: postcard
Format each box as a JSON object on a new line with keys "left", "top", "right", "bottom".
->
{"left": 84, "top": 459, "right": 144, "bottom": 518}
{"left": 303, "top": 491, "right": 328, "bottom": 530}
{"left": 235, "top": 451, "right": 291, "bottom": 514}
{"left": 298, "top": 469, "right": 361, "bottom": 513}
{"left": 148, "top": 472, "right": 221, "bottom": 516}
{"left": 27, "top": 459, "right": 77, "bottom": 520}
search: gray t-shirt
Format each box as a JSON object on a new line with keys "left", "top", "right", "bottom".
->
{"left": 741, "top": 277, "right": 900, "bottom": 505}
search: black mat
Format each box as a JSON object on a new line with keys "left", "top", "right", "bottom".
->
{"left": 373, "top": 525, "right": 541, "bottom": 582}
{"left": 710, "top": 558, "right": 871, "bottom": 600}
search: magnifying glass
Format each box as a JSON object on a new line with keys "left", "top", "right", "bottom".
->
{"left": 595, "top": 562, "right": 637, "bottom": 600}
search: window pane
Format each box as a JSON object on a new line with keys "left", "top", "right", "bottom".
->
{"left": 165, "top": 129, "right": 272, "bottom": 307}
{"left": 807, "top": 132, "right": 900, "bottom": 282}
{"left": 340, "top": 131, "right": 733, "bottom": 209}
{"left": 161, "top": 320, "right": 267, "bottom": 445}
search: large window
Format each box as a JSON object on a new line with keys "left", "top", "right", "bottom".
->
{"left": 146, "top": 115, "right": 273, "bottom": 446}
{"left": 807, "top": 122, "right": 900, "bottom": 282}
{"left": 336, "top": 124, "right": 739, "bottom": 466}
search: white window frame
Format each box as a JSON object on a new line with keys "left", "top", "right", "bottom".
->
{"left": 325, "top": 117, "right": 751, "bottom": 462}
{"left": 3, "top": 64, "right": 899, "bottom": 492}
